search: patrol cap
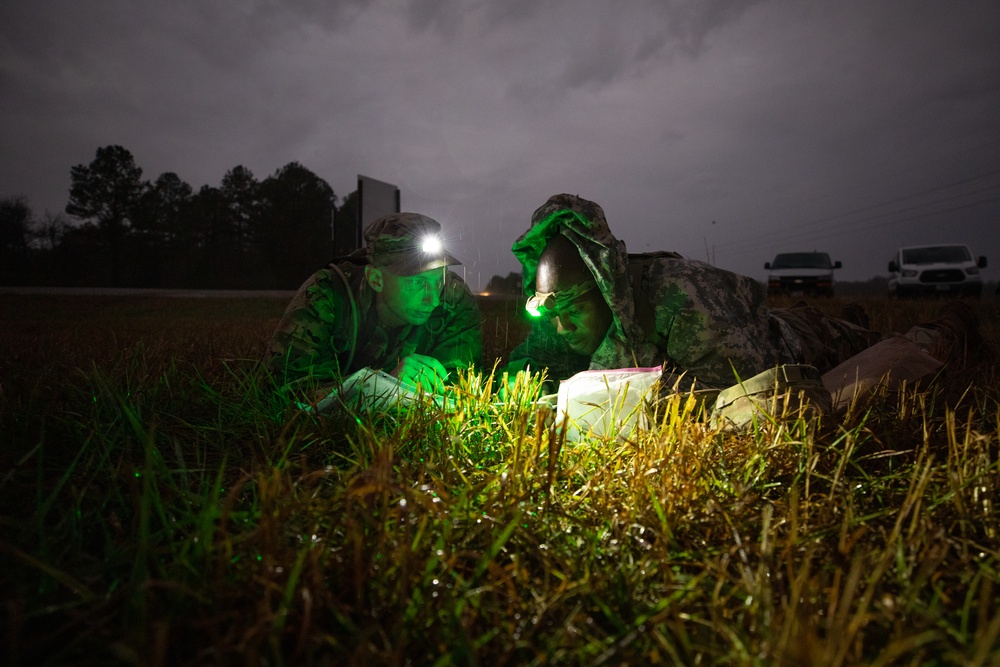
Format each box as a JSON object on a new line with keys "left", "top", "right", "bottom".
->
{"left": 364, "top": 212, "right": 461, "bottom": 276}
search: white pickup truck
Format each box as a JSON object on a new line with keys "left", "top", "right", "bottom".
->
{"left": 764, "top": 251, "right": 841, "bottom": 297}
{"left": 887, "top": 244, "right": 986, "bottom": 298}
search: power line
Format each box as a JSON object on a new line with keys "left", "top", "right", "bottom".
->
{"left": 715, "top": 177, "right": 1000, "bottom": 253}
{"left": 712, "top": 168, "right": 1000, "bottom": 253}
{"left": 731, "top": 138, "right": 1000, "bottom": 225}
{"left": 728, "top": 195, "right": 1000, "bottom": 257}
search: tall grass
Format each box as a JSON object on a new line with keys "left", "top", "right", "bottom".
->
{"left": 1, "top": 294, "right": 998, "bottom": 665}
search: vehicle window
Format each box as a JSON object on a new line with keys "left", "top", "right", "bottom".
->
{"left": 771, "top": 252, "right": 832, "bottom": 269}
{"left": 901, "top": 246, "right": 971, "bottom": 264}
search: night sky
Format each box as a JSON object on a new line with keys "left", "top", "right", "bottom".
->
{"left": 2, "top": 1, "right": 999, "bottom": 289}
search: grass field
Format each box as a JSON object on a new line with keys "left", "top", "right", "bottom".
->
{"left": 1, "top": 293, "right": 998, "bottom": 666}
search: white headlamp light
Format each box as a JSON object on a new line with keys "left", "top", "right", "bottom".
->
{"left": 421, "top": 235, "right": 444, "bottom": 255}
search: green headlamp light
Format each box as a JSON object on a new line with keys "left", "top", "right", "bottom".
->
{"left": 525, "top": 279, "right": 598, "bottom": 318}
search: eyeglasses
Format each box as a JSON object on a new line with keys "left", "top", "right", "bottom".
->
{"left": 525, "top": 279, "right": 597, "bottom": 318}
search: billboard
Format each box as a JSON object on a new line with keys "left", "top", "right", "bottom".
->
{"left": 331, "top": 174, "right": 400, "bottom": 257}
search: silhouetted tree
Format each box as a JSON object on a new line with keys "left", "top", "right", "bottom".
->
{"left": 187, "top": 185, "right": 224, "bottom": 250}
{"left": 66, "top": 145, "right": 147, "bottom": 286}
{"left": 332, "top": 189, "right": 359, "bottom": 258}
{"left": 258, "top": 162, "right": 335, "bottom": 288}
{"left": 220, "top": 165, "right": 260, "bottom": 252}
{"left": 187, "top": 185, "right": 232, "bottom": 286}
{"left": 55, "top": 224, "right": 109, "bottom": 286}
{"left": 485, "top": 271, "right": 523, "bottom": 295}
{"left": 0, "top": 196, "right": 32, "bottom": 284}
{"left": 29, "top": 211, "right": 71, "bottom": 251}
{"left": 134, "top": 172, "right": 193, "bottom": 246}
{"left": 22, "top": 211, "right": 73, "bottom": 284}
{"left": 129, "top": 172, "right": 195, "bottom": 286}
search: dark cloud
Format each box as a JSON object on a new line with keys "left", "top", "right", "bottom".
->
{"left": 404, "top": 0, "right": 467, "bottom": 36}
{"left": 662, "top": 0, "right": 765, "bottom": 56}
{"left": 1, "top": 0, "right": 999, "bottom": 288}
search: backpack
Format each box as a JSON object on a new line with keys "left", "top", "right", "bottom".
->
{"left": 709, "top": 364, "right": 832, "bottom": 431}
{"left": 627, "top": 251, "right": 682, "bottom": 347}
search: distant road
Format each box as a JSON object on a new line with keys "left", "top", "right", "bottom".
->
{"left": 0, "top": 286, "right": 298, "bottom": 298}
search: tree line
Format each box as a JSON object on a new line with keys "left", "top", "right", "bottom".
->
{"left": 1, "top": 145, "right": 362, "bottom": 289}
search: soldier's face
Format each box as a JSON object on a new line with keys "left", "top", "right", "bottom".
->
{"left": 372, "top": 267, "right": 445, "bottom": 327}
{"left": 549, "top": 290, "right": 613, "bottom": 356}
{"left": 537, "top": 258, "right": 612, "bottom": 356}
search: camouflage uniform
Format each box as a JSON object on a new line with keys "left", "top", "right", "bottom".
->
{"left": 268, "top": 213, "right": 483, "bottom": 394}
{"left": 505, "top": 194, "right": 878, "bottom": 390}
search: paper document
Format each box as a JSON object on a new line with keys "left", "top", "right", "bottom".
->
{"left": 308, "top": 368, "right": 454, "bottom": 414}
{"left": 556, "top": 367, "right": 663, "bottom": 441}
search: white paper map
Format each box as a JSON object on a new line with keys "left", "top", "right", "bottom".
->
{"left": 308, "top": 368, "right": 454, "bottom": 414}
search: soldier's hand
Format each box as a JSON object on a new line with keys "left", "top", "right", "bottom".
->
{"left": 392, "top": 354, "right": 449, "bottom": 393}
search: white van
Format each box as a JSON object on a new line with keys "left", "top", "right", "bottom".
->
{"left": 887, "top": 244, "right": 986, "bottom": 298}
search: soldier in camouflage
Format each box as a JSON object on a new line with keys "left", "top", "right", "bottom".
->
{"left": 504, "top": 193, "right": 881, "bottom": 391}
{"left": 268, "top": 212, "right": 483, "bottom": 398}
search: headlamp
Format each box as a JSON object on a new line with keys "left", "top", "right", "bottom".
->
{"left": 525, "top": 292, "right": 555, "bottom": 318}
{"left": 525, "top": 279, "right": 598, "bottom": 318}
{"left": 421, "top": 234, "right": 444, "bottom": 255}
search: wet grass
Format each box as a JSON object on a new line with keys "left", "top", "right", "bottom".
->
{"left": 0, "top": 294, "right": 998, "bottom": 665}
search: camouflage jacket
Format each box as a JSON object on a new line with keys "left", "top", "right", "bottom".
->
{"left": 267, "top": 257, "right": 483, "bottom": 392}
{"left": 504, "top": 194, "right": 802, "bottom": 389}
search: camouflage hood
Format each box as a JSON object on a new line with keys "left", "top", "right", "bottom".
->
{"left": 512, "top": 193, "right": 657, "bottom": 370}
